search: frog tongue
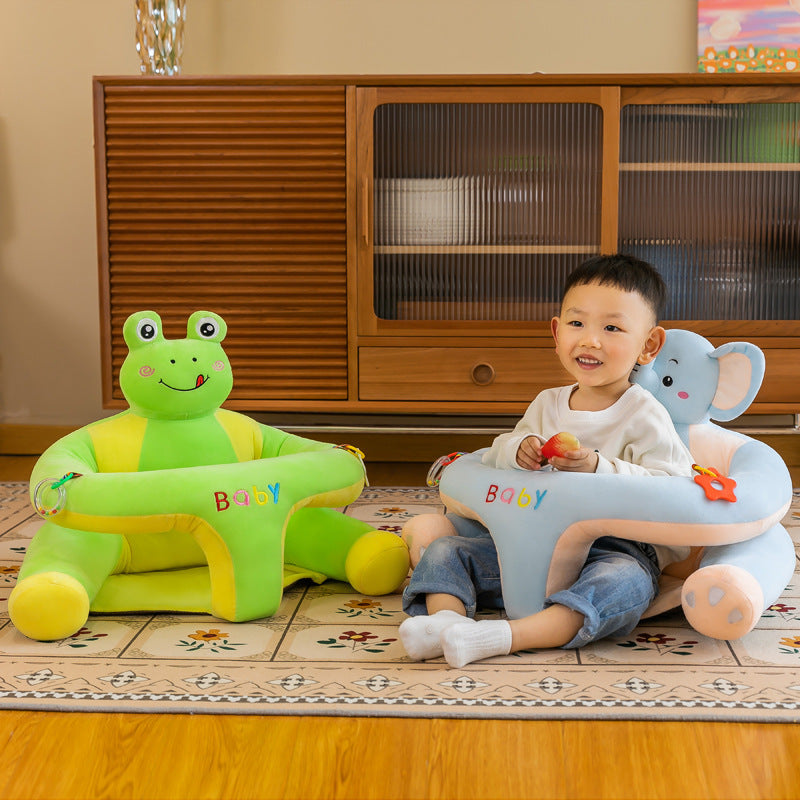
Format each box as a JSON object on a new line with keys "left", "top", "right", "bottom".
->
{"left": 196, "top": 374, "right": 206, "bottom": 388}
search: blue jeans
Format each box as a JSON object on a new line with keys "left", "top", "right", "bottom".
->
{"left": 402, "top": 513, "right": 660, "bottom": 649}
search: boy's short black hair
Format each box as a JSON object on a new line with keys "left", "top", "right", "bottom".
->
{"left": 561, "top": 253, "right": 667, "bottom": 322}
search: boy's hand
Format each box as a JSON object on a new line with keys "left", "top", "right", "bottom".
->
{"left": 515, "top": 436, "right": 547, "bottom": 470}
{"left": 547, "top": 448, "right": 599, "bottom": 473}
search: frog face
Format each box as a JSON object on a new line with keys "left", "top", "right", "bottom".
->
{"left": 120, "top": 311, "right": 233, "bottom": 420}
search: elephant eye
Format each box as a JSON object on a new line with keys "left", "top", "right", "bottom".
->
{"left": 662, "top": 375, "right": 673, "bottom": 387}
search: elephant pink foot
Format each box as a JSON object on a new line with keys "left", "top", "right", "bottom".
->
{"left": 681, "top": 564, "right": 764, "bottom": 641}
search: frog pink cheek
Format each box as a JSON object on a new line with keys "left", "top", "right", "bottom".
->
{"left": 139, "top": 365, "right": 155, "bottom": 378}
{"left": 213, "top": 361, "right": 225, "bottom": 372}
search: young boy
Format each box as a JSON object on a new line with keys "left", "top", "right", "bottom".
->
{"left": 399, "top": 253, "right": 695, "bottom": 668}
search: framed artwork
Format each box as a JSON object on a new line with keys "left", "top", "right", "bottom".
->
{"left": 698, "top": 0, "right": 800, "bottom": 72}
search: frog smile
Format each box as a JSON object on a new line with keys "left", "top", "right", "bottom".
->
{"left": 159, "top": 374, "right": 209, "bottom": 391}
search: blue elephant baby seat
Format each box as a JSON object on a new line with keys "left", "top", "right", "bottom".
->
{"left": 433, "top": 329, "right": 795, "bottom": 641}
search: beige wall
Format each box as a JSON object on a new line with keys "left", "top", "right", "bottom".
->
{"left": 0, "top": 0, "right": 697, "bottom": 426}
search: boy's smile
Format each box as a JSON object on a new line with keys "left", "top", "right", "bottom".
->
{"left": 551, "top": 280, "right": 665, "bottom": 410}
{"left": 575, "top": 354, "right": 603, "bottom": 370}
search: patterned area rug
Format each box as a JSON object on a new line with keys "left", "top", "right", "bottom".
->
{"left": 0, "top": 483, "right": 799, "bottom": 722}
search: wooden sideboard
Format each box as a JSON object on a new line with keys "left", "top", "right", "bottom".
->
{"left": 93, "top": 74, "right": 800, "bottom": 417}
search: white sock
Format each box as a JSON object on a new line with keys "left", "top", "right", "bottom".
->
{"left": 399, "top": 610, "right": 474, "bottom": 661}
{"left": 441, "top": 620, "right": 513, "bottom": 668}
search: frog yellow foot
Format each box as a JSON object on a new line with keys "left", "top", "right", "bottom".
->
{"left": 345, "top": 531, "right": 410, "bottom": 596}
{"left": 9, "top": 572, "right": 90, "bottom": 641}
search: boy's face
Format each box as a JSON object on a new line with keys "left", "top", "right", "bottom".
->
{"left": 551, "top": 280, "right": 665, "bottom": 400}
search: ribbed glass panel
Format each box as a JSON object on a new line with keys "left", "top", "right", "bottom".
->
{"left": 373, "top": 103, "right": 602, "bottom": 320}
{"left": 619, "top": 103, "right": 800, "bottom": 320}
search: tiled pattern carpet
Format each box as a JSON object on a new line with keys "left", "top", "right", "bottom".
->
{"left": 0, "top": 483, "right": 799, "bottom": 721}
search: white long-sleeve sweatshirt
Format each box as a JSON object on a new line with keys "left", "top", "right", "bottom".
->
{"left": 482, "top": 383, "right": 695, "bottom": 568}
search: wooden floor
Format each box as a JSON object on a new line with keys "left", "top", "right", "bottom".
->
{"left": 1, "top": 457, "right": 799, "bottom": 800}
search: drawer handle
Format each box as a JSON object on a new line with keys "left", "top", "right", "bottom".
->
{"left": 471, "top": 362, "right": 496, "bottom": 386}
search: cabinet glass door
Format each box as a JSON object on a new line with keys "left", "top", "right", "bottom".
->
{"left": 370, "top": 100, "right": 605, "bottom": 322}
{"left": 619, "top": 101, "right": 800, "bottom": 321}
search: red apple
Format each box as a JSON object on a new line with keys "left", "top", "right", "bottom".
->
{"left": 541, "top": 432, "right": 581, "bottom": 461}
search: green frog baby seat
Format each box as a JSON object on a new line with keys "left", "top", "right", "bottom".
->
{"left": 430, "top": 330, "right": 794, "bottom": 641}
{"left": 10, "top": 311, "right": 409, "bottom": 641}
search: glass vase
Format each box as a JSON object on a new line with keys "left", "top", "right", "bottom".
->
{"left": 135, "top": 0, "right": 186, "bottom": 76}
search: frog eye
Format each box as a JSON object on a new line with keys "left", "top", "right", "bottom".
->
{"left": 186, "top": 311, "right": 226, "bottom": 342}
{"left": 136, "top": 317, "right": 160, "bottom": 342}
{"left": 195, "top": 316, "right": 220, "bottom": 339}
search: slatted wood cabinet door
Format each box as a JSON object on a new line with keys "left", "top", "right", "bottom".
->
{"left": 94, "top": 81, "right": 349, "bottom": 409}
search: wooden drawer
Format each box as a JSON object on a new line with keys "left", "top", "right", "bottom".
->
{"left": 359, "top": 347, "right": 570, "bottom": 402}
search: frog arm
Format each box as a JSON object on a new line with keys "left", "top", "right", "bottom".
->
{"left": 209, "top": 409, "right": 330, "bottom": 462}
{"left": 29, "top": 426, "right": 100, "bottom": 498}
{"left": 258, "top": 423, "right": 333, "bottom": 459}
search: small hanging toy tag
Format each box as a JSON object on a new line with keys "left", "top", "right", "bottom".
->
{"left": 335, "top": 445, "right": 369, "bottom": 487}
{"left": 692, "top": 464, "right": 737, "bottom": 502}
{"left": 33, "top": 472, "right": 82, "bottom": 518}
{"left": 426, "top": 452, "right": 467, "bottom": 487}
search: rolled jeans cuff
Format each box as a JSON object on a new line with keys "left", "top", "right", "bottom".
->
{"left": 544, "top": 587, "right": 653, "bottom": 650}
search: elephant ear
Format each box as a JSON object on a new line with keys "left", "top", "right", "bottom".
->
{"left": 709, "top": 342, "right": 765, "bottom": 421}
